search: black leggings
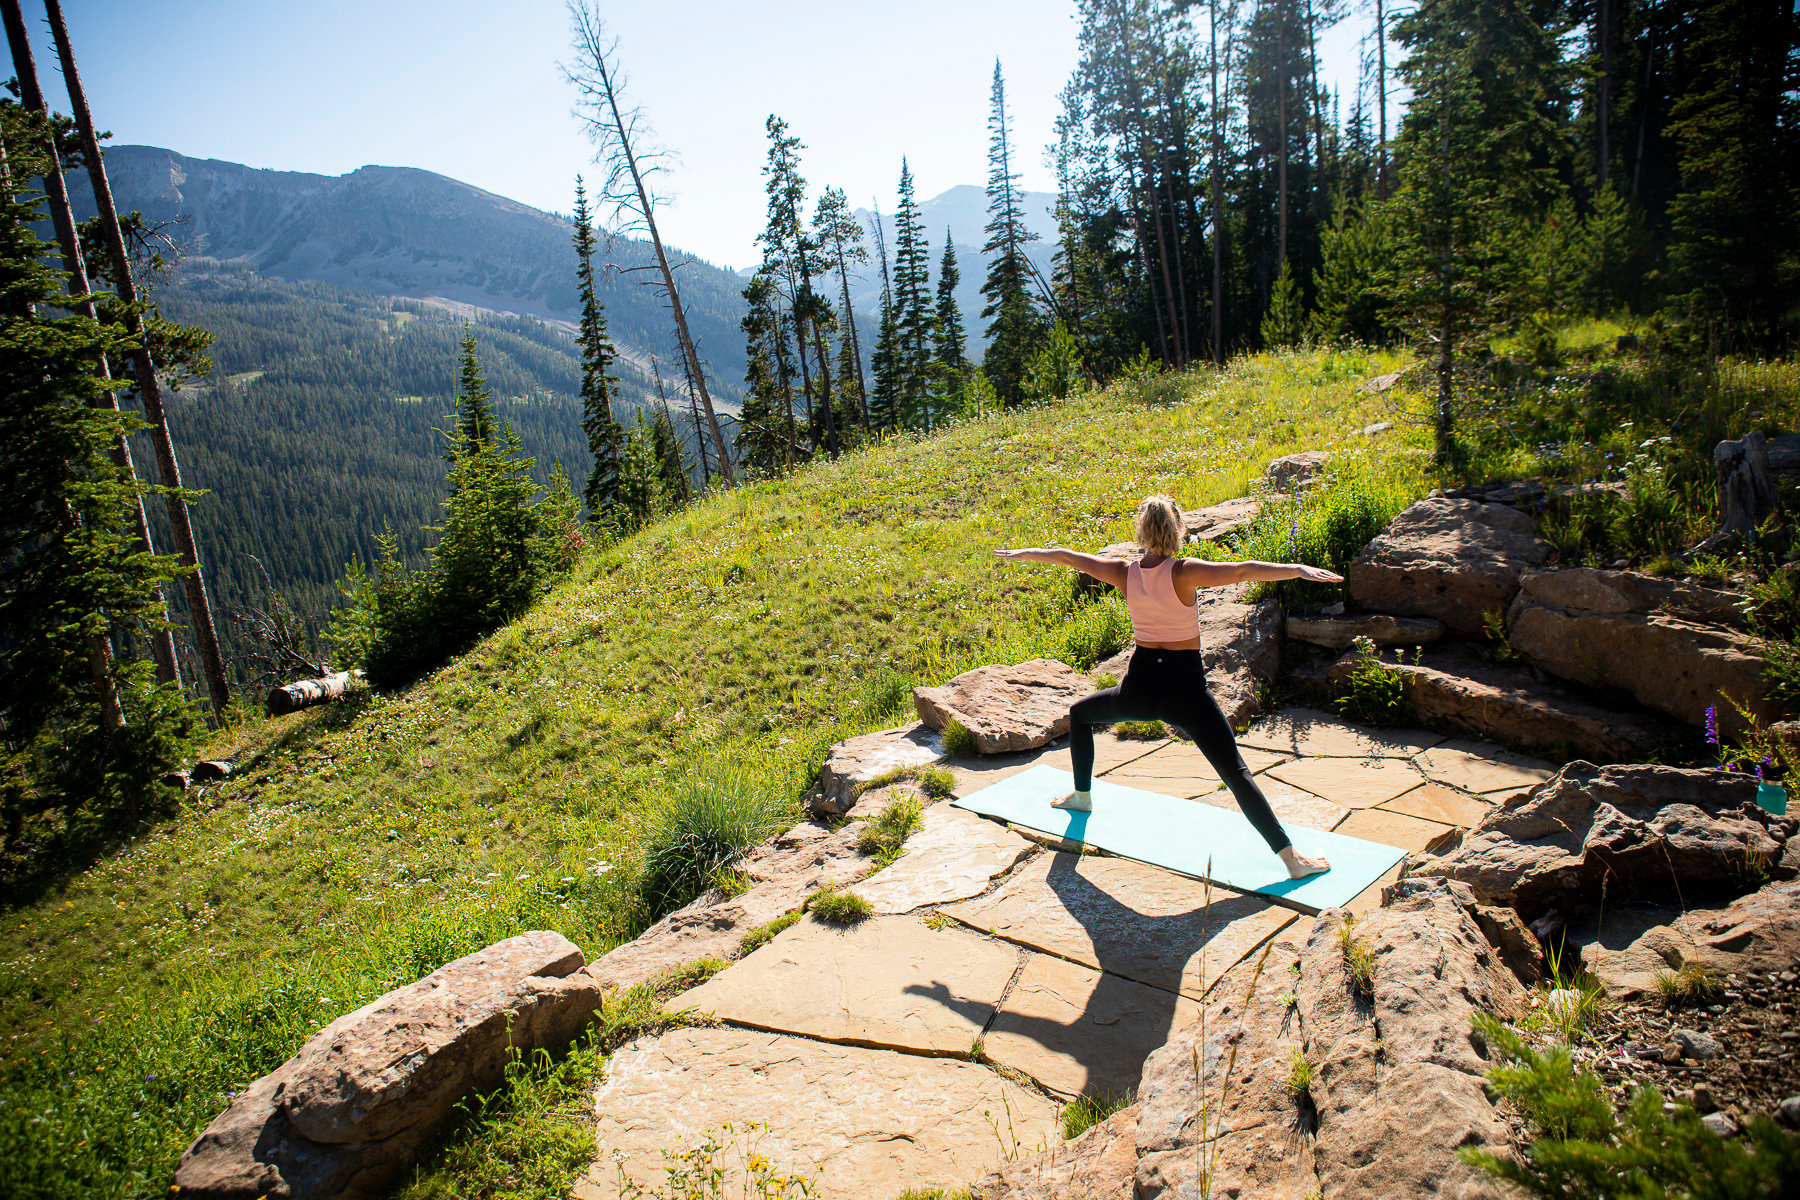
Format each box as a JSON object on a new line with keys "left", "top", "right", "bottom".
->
{"left": 1069, "top": 647, "right": 1291, "bottom": 853}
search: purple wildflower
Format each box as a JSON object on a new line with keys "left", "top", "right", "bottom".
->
{"left": 1705, "top": 705, "right": 1719, "bottom": 746}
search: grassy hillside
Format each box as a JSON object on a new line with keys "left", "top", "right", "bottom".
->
{"left": 35, "top": 337, "right": 1777, "bottom": 1196}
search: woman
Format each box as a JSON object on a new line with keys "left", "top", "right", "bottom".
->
{"left": 996, "top": 495, "right": 1338, "bottom": 881}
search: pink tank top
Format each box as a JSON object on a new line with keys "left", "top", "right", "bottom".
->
{"left": 1127, "top": 557, "right": 1198, "bottom": 643}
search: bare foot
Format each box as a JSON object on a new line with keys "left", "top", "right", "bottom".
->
{"left": 1280, "top": 847, "right": 1330, "bottom": 879}
{"left": 1050, "top": 791, "right": 1092, "bottom": 811}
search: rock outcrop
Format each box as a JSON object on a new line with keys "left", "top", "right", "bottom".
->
{"left": 1573, "top": 878, "right": 1800, "bottom": 997}
{"left": 913, "top": 660, "right": 1093, "bottom": 753}
{"left": 1347, "top": 498, "right": 1548, "bottom": 637}
{"left": 1287, "top": 612, "right": 1445, "bottom": 650}
{"left": 1266, "top": 450, "right": 1331, "bottom": 491}
{"left": 987, "top": 880, "right": 1528, "bottom": 1199}
{"left": 1197, "top": 582, "right": 1283, "bottom": 726}
{"left": 1506, "top": 568, "right": 1772, "bottom": 735}
{"left": 812, "top": 724, "right": 944, "bottom": 815}
{"left": 173, "top": 932, "right": 601, "bottom": 1200}
{"left": 1409, "top": 762, "right": 1796, "bottom": 916}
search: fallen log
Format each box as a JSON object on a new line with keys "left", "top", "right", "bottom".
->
{"left": 267, "top": 670, "right": 364, "bottom": 715}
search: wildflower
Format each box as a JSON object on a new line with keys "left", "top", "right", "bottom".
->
{"left": 1705, "top": 705, "right": 1719, "bottom": 747}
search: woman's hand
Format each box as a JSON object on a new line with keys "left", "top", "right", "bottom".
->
{"left": 1292, "top": 563, "right": 1344, "bottom": 583}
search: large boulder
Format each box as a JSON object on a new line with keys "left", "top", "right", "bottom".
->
{"left": 1184, "top": 495, "right": 1262, "bottom": 543}
{"left": 1197, "top": 582, "right": 1283, "bottom": 727}
{"left": 1409, "top": 762, "right": 1796, "bottom": 916}
{"left": 1347, "top": 498, "right": 1549, "bottom": 637}
{"left": 1120, "top": 880, "right": 1525, "bottom": 1199}
{"left": 913, "top": 659, "right": 1093, "bottom": 754}
{"left": 1506, "top": 568, "right": 1771, "bottom": 735}
{"left": 173, "top": 932, "right": 601, "bottom": 1200}
{"left": 1266, "top": 450, "right": 1331, "bottom": 491}
{"left": 812, "top": 724, "right": 944, "bottom": 815}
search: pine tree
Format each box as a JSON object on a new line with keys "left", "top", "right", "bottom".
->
{"left": 1261, "top": 260, "right": 1306, "bottom": 346}
{"left": 616, "top": 411, "right": 665, "bottom": 528}
{"left": 868, "top": 289, "right": 904, "bottom": 434}
{"left": 572, "top": 177, "right": 625, "bottom": 528}
{"left": 814, "top": 186, "right": 870, "bottom": 436}
{"left": 934, "top": 234, "right": 969, "bottom": 405}
{"left": 891, "top": 160, "right": 937, "bottom": 429}
{"left": 449, "top": 323, "right": 496, "bottom": 462}
{"left": 650, "top": 400, "right": 690, "bottom": 505}
{"left": 758, "top": 116, "right": 839, "bottom": 457}
{"left": 0, "top": 116, "right": 196, "bottom": 830}
{"left": 737, "top": 272, "right": 795, "bottom": 474}
{"left": 980, "top": 60, "right": 1044, "bottom": 406}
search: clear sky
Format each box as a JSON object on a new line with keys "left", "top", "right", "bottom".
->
{"left": 32, "top": 0, "right": 1376, "bottom": 272}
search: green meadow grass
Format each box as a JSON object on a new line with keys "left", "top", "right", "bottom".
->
{"left": 1, "top": 348, "right": 1425, "bottom": 1197}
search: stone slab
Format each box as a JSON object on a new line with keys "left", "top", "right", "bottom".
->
{"left": 1199, "top": 777, "right": 1350, "bottom": 833}
{"left": 1413, "top": 740, "right": 1556, "bottom": 797}
{"left": 984, "top": 953, "right": 1203, "bottom": 1099}
{"left": 1265, "top": 755, "right": 1429, "bottom": 809}
{"left": 1101, "top": 739, "right": 1289, "bottom": 798}
{"left": 944, "top": 732, "right": 1159, "bottom": 795}
{"left": 943, "top": 852, "right": 1294, "bottom": 1000}
{"left": 1237, "top": 707, "right": 1442, "bottom": 758}
{"left": 1381, "top": 783, "right": 1493, "bottom": 829}
{"left": 814, "top": 723, "right": 945, "bottom": 814}
{"left": 1334, "top": 807, "right": 1454, "bottom": 854}
{"left": 672, "top": 914, "right": 1017, "bottom": 1056}
{"left": 579, "top": 1027, "right": 1059, "bottom": 1200}
{"left": 852, "top": 804, "right": 1034, "bottom": 914}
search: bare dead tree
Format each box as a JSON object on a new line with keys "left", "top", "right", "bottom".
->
{"left": 563, "top": 1, "right": 734, "bottom": 486}
{"left": 42, "top": 0, "right": 231, "bottom": 717}
{"left": 228, "top": 557, "right": 329, "bottom": 693}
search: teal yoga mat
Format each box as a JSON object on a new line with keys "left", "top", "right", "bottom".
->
{"left": 953, "top": 764, "right": 1407, "bottom": 912}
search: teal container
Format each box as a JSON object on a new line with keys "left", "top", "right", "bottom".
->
{"left": 1756, "top": 783, "right": 1788, "bottom": 816}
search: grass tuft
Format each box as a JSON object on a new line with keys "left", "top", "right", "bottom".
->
{"left": 638, "top": 764, "right": 798, "bottom": 919}
{"left": 856, "top": 794, "right": 924, "bottom": 865}
{"left": 806, "top": 882, "right": 872, "bottom": 925}
{"left": 940, "top": 719, "right": 977, "bottom": 757}
{"left": 1060, "top": 1089, "right": 1134, "bottom": 1140}
{"left": 914, "top": 765, "right": 956, "bottom": 799}
{"left": 737, "top": 909, "right": 802, "bottom": 956}
{"left": 1651, "top": 962, "right": 1725, "bottom": 1009}
{"left": 1336, "top": 914, "right": 1376, "bottom": 1001}
{"left": 1113, "top": 719, "right": 1169, "bottom": 740}
{"left": 1286, "top": 1046, "right": 1313, "bottom": 1095}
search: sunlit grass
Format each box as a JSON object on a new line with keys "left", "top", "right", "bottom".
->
{"left": 0, "top": 347, "right": 1419, "bottom": 1197}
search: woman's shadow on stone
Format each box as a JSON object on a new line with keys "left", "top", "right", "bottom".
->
{"left": 906, "top": 846, "right": 1277, "bottom": 1099}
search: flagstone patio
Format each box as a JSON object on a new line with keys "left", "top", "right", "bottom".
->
{"left": 578, "top": 708, "right": 1555, "bottom": 1200}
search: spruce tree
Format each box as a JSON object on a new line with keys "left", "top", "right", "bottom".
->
{"left": 758, "top": 116, "right": 839, "bottom": 457}
{"left": 0, "top": 124, "right": 196, "bottom": 830}
{"left": 814, "top": 187, "right": 870, "bottom": 436}
{"left": 737, "top": 272, "right": 795, "bottom": 474}
{"left": 449, "top": 323, "right": 496, "bottom": 462}
{"left": 1261, "top": 260, "right": 1305, "bottom": 346}
{"left": 934, "top": 233, "right": 969, "bottom": 405}
{"left": 891, "top": 161, "right": 936, "bottom": 429}
{"left": 650, "top": 400, "right": 690, "bottom": 505}
{"left": 979, "top": 60, "right": 1043, "bottom": 406}
{"left": 572, "top": 177, "right": 625, "bottom": 528}
{"left": 616, "top": 411, "right": 665, "bottom": 528}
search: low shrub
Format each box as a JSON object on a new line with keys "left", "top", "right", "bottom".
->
{"left": 1113, "top": 719, "right": 1169, "bottom": 740}
{"left": 1333, "top": 637, "right": 1416, "bottom": 728}
{"left": 637, "top": 764, "right": 797, "bottom": 918}
{"left": 1462, "top": 1012, "right": 1800, "bottom": 1198}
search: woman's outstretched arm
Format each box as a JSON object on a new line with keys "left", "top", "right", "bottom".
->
{"left": 1178, "top": 558, "right": 1344, "bottom": 588}
{"left": 995, "top": 547, "right": 1129, "bottom": 591}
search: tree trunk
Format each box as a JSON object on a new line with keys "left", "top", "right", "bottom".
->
{"left": 26, "top": 0, "right": 188, "bottom": 698}
{"left": 267, "top": 670, "right": 365, "bottom": 716}
{"left": 1210, "top": 0, "right": 1226, "bottom": 364}
{"left": 1308, "top": 0, "right": 1327, "bottom": 221}
{"left": 580, "top": 29, "right": 735, "bottom": 485}
{"left": 1376, "top": 0, "right": 1390, "bottom": 198}
{"left": 1597, "top": 0, "right": 1613, "bottom": 185}
{"left": 1278, "top": 0, "right": 1289, "bottom": 268}
{"left": 1710, "top": 431, "right": 1777, "bottom": 543}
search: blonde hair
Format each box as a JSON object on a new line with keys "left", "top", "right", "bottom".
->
{"left": 1135, "top": 495, "right": 1184, "bottom": 558}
